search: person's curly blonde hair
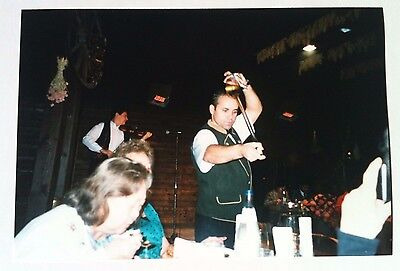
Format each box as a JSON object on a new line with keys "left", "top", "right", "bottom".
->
{"left": 114, "top": 139, "right": 154, "bottom": 166}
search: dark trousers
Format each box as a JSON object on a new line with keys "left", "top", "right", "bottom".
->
{"left": 88, "top": 153, "right": 107, "bottom": 176}
{"left": 195, "top": 213, "right": 236, "bottom": 249}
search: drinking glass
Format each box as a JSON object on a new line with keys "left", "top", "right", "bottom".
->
{"left": 259, "top": 222, "right": 275, "bottom": 256}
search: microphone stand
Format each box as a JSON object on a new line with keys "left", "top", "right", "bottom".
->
{"left": 169, "top": 131, "right": 181, "bottom": 243}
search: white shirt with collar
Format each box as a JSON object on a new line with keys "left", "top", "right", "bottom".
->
{"left": 82, "top": 121, "right": 125, "bottom": 153}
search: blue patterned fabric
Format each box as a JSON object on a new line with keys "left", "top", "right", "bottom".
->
{"left": 87, "top": 230, "right": 114, "bottom": 250}
{"left": 134, "top": 203, "right": 165, "bottom": 259}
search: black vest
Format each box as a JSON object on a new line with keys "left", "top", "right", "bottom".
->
{"left": 96, "top": 121, "right": 130, "bottom": 151}
{"left": 97, "top": 121, "right": 111, "bottom": 150}
{"left": 88, "top": 121, "right": 129, "bottom": 173}
{"left": 192, "top": 123, "right": 251, "bottom": 221}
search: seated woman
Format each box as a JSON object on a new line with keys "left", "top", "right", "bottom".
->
{"left": 115, "top": 139, "right": 226, "bottom": 258}
{"left": 15, "top": 157, "right": 152, "bottom": 260}
{"left": 115, "top": 139, "right": 172, "bottom": 258}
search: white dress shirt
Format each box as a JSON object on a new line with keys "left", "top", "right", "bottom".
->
{"left": 82, "top": 121, "right": 125, "bottom": 153}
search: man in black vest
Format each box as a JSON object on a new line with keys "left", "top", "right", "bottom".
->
{"left": 191, "top": 71, "right": 266, "bottom": 249}
{"left": 82, "top": 106, "right": 129, "bottom": 174}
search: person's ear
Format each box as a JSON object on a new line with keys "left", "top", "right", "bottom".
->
{"left": 209, "top": 104, "right": 215, "bottom": 115}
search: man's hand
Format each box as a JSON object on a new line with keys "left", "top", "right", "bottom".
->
{"left": 340, "top": 157, "right": 392, "bottom": 239}
{"left": 223, "top": 71, "right": 262, "bottom": 124}
{"left": 204, "top": 142, "right": 266, "bottom": 164}
{"left": 223, "top": 71, "right": 250, "bottom": 89}
{"left": 100, "top": 149, "right": 113, "bottom": 158}
{"left": 140, "top": 131, "right": 153, "bottom": 141}
{"left": 241, "top": 142, "right": 266, "bottom": 162}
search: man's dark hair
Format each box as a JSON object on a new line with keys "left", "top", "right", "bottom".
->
{"left": 211, "top": 89, "right": 238, "bottom": 107}
{"left": 110, "top": 105, "right": 129, "bottom": 119}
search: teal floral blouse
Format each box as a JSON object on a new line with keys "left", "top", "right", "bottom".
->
{"left": 134, "top": 202, "right": 165, "bottom": 259}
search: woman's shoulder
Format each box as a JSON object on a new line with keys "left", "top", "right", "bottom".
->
{"left": 15, "top": 205, "right": 91, "bottom": 259}
{"left": 143, "top": 203, "right": 162, "bottom": 219}
{"left": 17, "top": 205, "right": 83, "bottom": 237}
{"left": 144, "top": 203, "right": 157, "bottom": 215}
{"left": 39, "top": 204, "right": 79, "bottom": 221}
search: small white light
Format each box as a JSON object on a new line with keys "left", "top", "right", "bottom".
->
{"left": 340, "top": 28, "right": 351, "bottom": 33}
{"left": 302, "top": 44, "right": 316, "bottom": 52}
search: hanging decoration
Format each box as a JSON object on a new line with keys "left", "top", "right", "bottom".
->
{"left": 297, "top": 34, "right": 376, "bottom": 74}
{"left": 256, "top": 9, "right": 383, "bottom": 78}
{"left": 47, "top": 57, "right": 69, "bottom": 107}
{"left": 68, "top": 11, "right": 106, "bottom": 89}
{"left": 340, "top": 58, "right": 384, "bottom": 80}
{"left": 298, "top": 53, "right": 323, "bottom": 74}
{"left": 256, "top": 9, "right": 360, "bottom": 63}
{"left": 326, "top": 33, "right": 377, "bottom": 62}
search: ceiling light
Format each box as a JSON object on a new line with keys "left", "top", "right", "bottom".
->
{"left": 340, "top": 27, "right": 351, "bottom": 33}
{"left": 302, "top": 44, "right": 316, "bottom": 52}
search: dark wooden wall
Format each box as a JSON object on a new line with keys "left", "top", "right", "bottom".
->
{"left": 15, "top": 100, "right": 48, "bottom": 233}
{"left": 72, "top": 105, "right": 206, "bottom": 239}
{"left": 16, "top": 95, "right": 209, "bottom": 240}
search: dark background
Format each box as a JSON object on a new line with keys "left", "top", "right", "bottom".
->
{"left": 16, "top": 8, "right": 390, "bottom": 235}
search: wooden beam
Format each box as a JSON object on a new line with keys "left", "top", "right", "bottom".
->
{"left": 25, "top": 102, "right": 65, "bottom": 223}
